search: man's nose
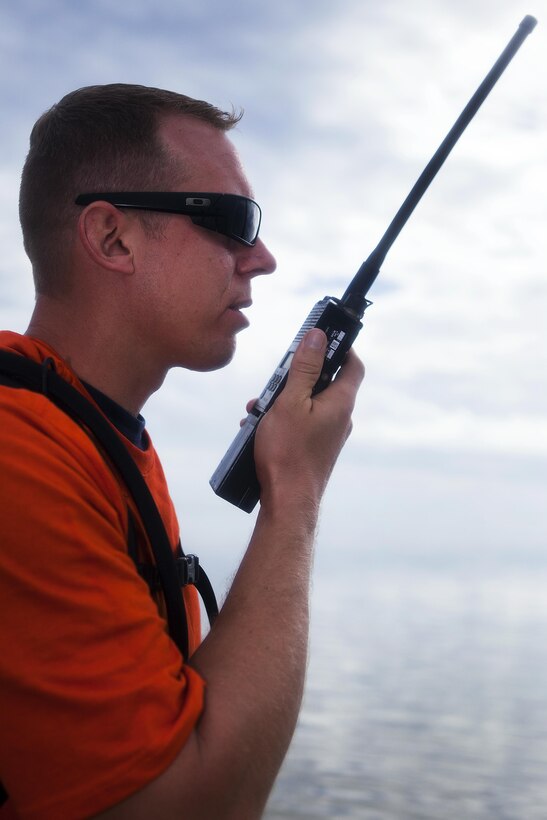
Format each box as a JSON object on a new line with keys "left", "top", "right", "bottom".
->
{"left": 238, "top": 238, "right": 277, "bottom": 278}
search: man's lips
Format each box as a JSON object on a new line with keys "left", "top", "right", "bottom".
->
{"left": 229, "top": 298, "right": 252, "bottom": 312}
{"left": 226, "top": 298, "right": 252, "bottom": 329}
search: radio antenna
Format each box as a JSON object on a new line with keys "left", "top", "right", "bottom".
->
{"left": 341, "top": 14, "right": 538, "bottom": 317}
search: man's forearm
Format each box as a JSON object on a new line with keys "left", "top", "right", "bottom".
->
{"left": 186, "top": 500, "right": 319, "bottom": 817}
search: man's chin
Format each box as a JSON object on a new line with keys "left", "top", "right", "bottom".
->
{"left": 180, "top": 341, "right": 237, "bottom": 373}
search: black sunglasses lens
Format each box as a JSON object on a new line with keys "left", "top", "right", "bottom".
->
{"left": 245, "top": 200, "right": 261, "bottom": 244}
{"left": 228, "top": 197, "right": 260, "bottom": 244}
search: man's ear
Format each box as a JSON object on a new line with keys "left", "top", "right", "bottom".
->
{"left": 77, "top": 202, "right": 136, "bottom": 273}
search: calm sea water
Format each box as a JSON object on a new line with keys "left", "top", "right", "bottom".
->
{"left": 263, "top": 563, "right": 547, "bottom": 819}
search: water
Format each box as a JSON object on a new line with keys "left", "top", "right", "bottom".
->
{"left": 264, "top": 563, "right": 547, "bottom": 819}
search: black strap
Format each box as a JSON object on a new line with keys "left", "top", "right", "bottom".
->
{"left": 127, "top": 509, "right": 219, "bottom": 623}
{"left": 0, "top": 351, "right": 218, "bottom": 658}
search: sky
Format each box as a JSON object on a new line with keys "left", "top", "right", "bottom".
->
{"left": 1, "top": 0, "right": 545, "bottom": 596}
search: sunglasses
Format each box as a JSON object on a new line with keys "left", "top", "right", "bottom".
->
{"left": 75, "top": 192, "right": 261, "bottom": 247}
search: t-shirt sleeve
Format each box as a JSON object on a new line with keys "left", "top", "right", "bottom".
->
{"left": 0, "top": 391, "right": 206, "bottom": 819}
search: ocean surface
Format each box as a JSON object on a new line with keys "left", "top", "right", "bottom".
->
{"left": 262, "top": 562, "right": 547, "bottom": 819}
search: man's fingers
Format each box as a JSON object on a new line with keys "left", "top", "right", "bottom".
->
{"left": 332, "top": 349, "right": 365, "bottom": 391}
{"left": 240, "top": 397, "right": 258, "bottom": 426}
{"left": 242, "top": 334, "right": 363, "bottom": 427}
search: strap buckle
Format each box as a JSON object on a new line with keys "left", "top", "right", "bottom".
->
{"left": 175, "top": 554, "right": 200, "bottom": 586}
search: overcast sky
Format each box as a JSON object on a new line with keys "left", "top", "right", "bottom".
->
{"left": 1, "top": 0, "right": 545, "bottom": 595}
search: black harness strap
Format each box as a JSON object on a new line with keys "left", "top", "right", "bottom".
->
{"left": 0, "top": 350, "right": 221, "bottom": 808}
{"left": 0, "top": 351, "right": 218, "bottom": 659}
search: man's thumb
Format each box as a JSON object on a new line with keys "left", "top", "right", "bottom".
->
{"left": 286, "top": 329, "right": 327, "bottom": 395}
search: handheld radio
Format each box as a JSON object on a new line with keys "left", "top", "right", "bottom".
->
{"left": 210, "top": 15, "right": 537, "bottom": 513}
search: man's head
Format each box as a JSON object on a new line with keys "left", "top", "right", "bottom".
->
{"left": 19, "top": 83, "right": 242, "bottom": 296}
{"left": 21, "top": 84, "right": 276, "bottom": 385}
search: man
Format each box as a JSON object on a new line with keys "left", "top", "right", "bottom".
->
{"left": 0, "top": 84, "right": 364, "bottom": 819}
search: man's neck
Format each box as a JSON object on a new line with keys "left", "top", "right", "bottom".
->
{"left": 26, "top": 297, "right": 166, "bottom": 415}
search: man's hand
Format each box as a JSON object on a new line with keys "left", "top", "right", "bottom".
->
{"left": 254, "top": 328, "right": 365, "bottom": 512}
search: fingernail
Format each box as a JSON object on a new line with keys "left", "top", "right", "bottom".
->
{"left": 304, "top": 329, "right": 326, "bottom": 350}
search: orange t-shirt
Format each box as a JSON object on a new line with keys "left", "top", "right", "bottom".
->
{"left": 0, "top": 332, "right": 206, "bottom": 819}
